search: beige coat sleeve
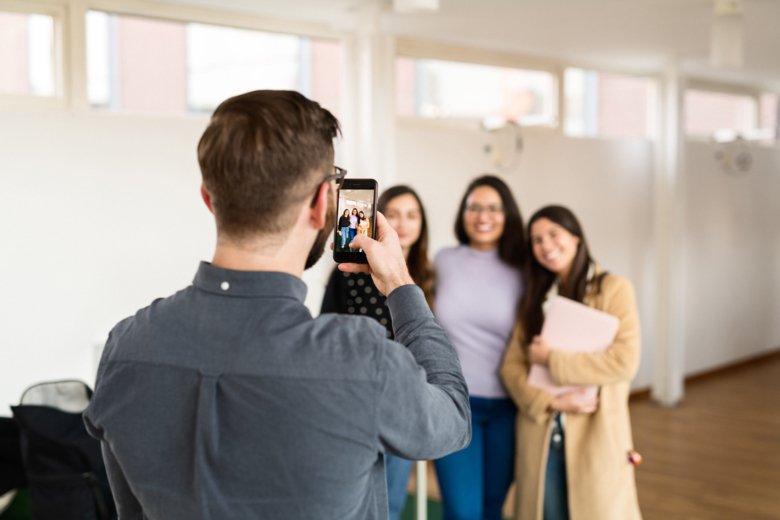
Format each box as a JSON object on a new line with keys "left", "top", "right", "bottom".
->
{"left": 500, "top": 324, "right": 555, "bottom": 424}
{"left": 548, "top": 275, "right": 641, "bottom": 386}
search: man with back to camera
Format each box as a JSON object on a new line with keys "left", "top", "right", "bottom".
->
{"left": 82, "top": 90, "right": 471, "bottom": 519}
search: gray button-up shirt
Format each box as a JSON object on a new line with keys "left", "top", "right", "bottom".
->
{"left": 84, "top": 262, "right": 470, "bottom": 519}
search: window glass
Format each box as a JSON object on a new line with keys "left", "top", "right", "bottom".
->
{"left": 565, "top": 68, "right": 657, "bottom": 138}
{"left": 758, "top": 93, "right": 779, "bottom": 143}
{"left": 0, "top": 11, "right": 55, "bottom": 97}
{"left": 396, "top": 57, "right": 556, "bottom": 126}
{"left": 685, "top": 89, "right": 756, "bottom": 139}
{"left": 86, "top": 11, "right": 343, "bottom": 116}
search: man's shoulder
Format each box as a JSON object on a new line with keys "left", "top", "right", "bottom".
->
{"left": 313, "top": 311, "right": 388, "bottom": 346}
{"left": 102, "top": 286, "right": 193, "bottom": 354}
{"left": 316, "top": 309, "right": 428, "bottom": 376}
{"left": 315, "top": 310, "right": 390, "bottom": 344}
{"left": 128, "top": 284, "right": 192, "bottom": 322}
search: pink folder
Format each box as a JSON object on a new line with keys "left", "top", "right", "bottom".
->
{"left": 528, "top": 295, "right": 619, "bottom": 398}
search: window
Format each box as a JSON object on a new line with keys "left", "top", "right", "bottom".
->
{"left": 0, "top": 11, "right": 55, "bottom": 97}
{"left": 396, "top": 57, "right": 557, "bottom": 126}
{"left": 758, "top": 93, "right": 779, "bottom": 143}
{"left": 86, "top": 11, "right": 343, "bottom": 115}
{"left": 685, "top": 89, "right": 756, "bottom": 140}
{"left": 564, "top": 68, "right": 657, "bottom": 139}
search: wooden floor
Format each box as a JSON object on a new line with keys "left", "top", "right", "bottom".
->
{"left": 409, "top": 354, "right": 780, "bottom": 519}
{"left": 632, "top": 355, "right": 780, "bottom": 520}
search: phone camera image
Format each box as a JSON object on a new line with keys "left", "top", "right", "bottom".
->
{"left": 333, "top": 179, "right": 378, "bottom": 264}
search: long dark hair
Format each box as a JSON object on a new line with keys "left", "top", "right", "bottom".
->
{"left": 454, "top": 175, "right": 525, "bottom": 269}
{"left": 378, "top": 185, "right": 435, "bottom": 305}
{"left": 519, "top": 205, "right": 605, "bottom": 341}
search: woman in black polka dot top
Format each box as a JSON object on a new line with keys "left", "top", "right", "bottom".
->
{"left": 320, "top": 185, "right": 434, "bottom": 520}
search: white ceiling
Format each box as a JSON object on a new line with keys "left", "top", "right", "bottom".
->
{"left": 155, "top": 0, "right": 780, "bottom": 90}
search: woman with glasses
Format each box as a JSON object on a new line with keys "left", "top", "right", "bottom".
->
{"left": 321, "top": 185, "right": 435, "bottom": 520}
{"left": 433, "top": 175, "right": 526, "bottom": 520}
{"left": 500, "top": 205, "right": 641, "bottom": 520}
{"left": 349, "top": 208, "right": 359, "bottom": 246}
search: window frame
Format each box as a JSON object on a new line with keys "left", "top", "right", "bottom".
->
{"left": 0, "top": 0, "right": 66, "bottom": 110}
{"left": 84, "top": 0, "right": 348, "bottom": 116}
{"left": 394, "top": 38, "right": 563, "bottom": 134}
{"left": 684, "top": 80, "right": 762, "bottom": 141}
{"left": 561, "top": 65, "right": 661, "bottom": 141}
{"left": 394, "top": 38, "right": 664, "bottom": 142}
{"left": 1, "top": 0, "right": 348, "bottom": 114}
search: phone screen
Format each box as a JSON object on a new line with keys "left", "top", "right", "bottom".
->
{"left": 333, "top": 179, "right": 378, "bottom": 264}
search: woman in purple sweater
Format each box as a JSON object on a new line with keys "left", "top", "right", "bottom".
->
{"left": 433, "top": 175, "right": 526, "bottom": 520}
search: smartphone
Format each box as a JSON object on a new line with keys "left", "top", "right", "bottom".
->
{"left": 333, "top": 178, "right": 378, "bottom": 264}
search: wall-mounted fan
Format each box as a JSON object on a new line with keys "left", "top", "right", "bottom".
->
{"left": 481, "top": 118, "right": 523, "bottom": 172}
{"left": 713, "top": 135, "right": 752, "bottom": 176}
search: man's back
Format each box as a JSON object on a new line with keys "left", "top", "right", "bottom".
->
{"left": 85, "top": 263, "right": 470, "bottom": 519}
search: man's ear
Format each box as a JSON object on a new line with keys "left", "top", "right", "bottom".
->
{"left": 201, "top": 184, "right": 214, "bottom": 213}
{"left": 309, "top": 182, "right": 330, "bottom": 230}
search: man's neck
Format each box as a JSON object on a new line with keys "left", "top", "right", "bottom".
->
{"left": 211, "top": 238, "right": 304, "bottom": 277}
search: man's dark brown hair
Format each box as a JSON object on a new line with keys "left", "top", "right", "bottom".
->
{"left": 198, "top": 90, "right": 341, "bottom": 238}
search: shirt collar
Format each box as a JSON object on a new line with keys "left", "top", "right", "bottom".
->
{"left": 193, "top": 261, "right": 307, "bottom": 301}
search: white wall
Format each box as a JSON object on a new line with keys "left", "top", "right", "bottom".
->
{"left": 682, "top": 142, "right": 780, "bottom": 375}
{"left": 395, "top": 122, "right": 657, "bottom": 390}
{"left": 0, "top": 111, "right": 209, "bottom": 408}
{"left": 0, "top": 109, "right": 345, "bottom": 409}
{"left": 2, "top": 110, "right": 779, "bottom": 409}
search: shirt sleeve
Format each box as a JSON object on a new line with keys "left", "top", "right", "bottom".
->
{"left": 100, "top": 442, "right": 145, "bottom": 517}
{"left": 375, "top": 284, "right": 471, "bottom": 460}
{"left": 83, "top": 320, "right": 144, "bottom": 516}
{"left": 83, "top": 317, "right": 132, "bottom": 437}
{"left": 548, "top": 276, "right": 641, "bottom": 386}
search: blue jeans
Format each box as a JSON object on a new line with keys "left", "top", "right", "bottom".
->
{"left": 386, "top": 454, "right": 413, "bottom": 520}
{"left": 340, "top": 226, "right": 350, "bottom": 249}
{"left": 434, "top": 396, "right": 516, "bottom": 520}
{"left": 349, "top": 227, "right": 357, "bottom": 245}
{"left": 543, "top": 414, "right": 569, "bottom": 520}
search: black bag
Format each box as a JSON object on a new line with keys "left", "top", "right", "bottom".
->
{"left": 0, "top": 417, "right": 26, "bottom": 496}
{"left": 11, "top": 381, "right": 116, "bottom": 520}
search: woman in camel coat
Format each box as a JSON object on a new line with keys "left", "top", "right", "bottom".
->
{"left": 500, "top": 205, "right": 642, "bottom": 520}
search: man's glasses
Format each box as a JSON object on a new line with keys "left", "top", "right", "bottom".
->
{"left": 310, "top": 166, "right": 347, "bottom": 207}
{"left": 325, "top": 166, "right": 348, "bottom": 187}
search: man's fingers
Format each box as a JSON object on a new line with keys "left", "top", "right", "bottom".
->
{"left": 373, "top": 211, "right": 389, "bottom": 239}
{"left": 349, "top": 234, "right": 376, "bottom": 252}
{"left": 338, "top": 263, "right": 370, "bottom": 274}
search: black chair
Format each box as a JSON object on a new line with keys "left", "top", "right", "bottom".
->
{"left": 0, "top": 417, "right": 26, "bottom": 498}
{"left": 0, "top": 416, "right": 28, "bottom": 519}
{"left": 11, "top": 381, "right": 115, "bottom": 520}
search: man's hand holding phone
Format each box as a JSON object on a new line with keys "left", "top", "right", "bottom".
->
{"left": 338, "top": 212, "right": 414, "bottom": 296}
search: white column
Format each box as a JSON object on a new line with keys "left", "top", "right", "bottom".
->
{"left": 344, "top": 7, "right": 423, "bottom": 515}
{"left": 651, "top": 59, "right": 686, "bottom": 406}
{"left": 343, "top": 3, "right": 397, "bottom": 187}
{"left": 63, "top": 0, "right": 89, "bottom": 110}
